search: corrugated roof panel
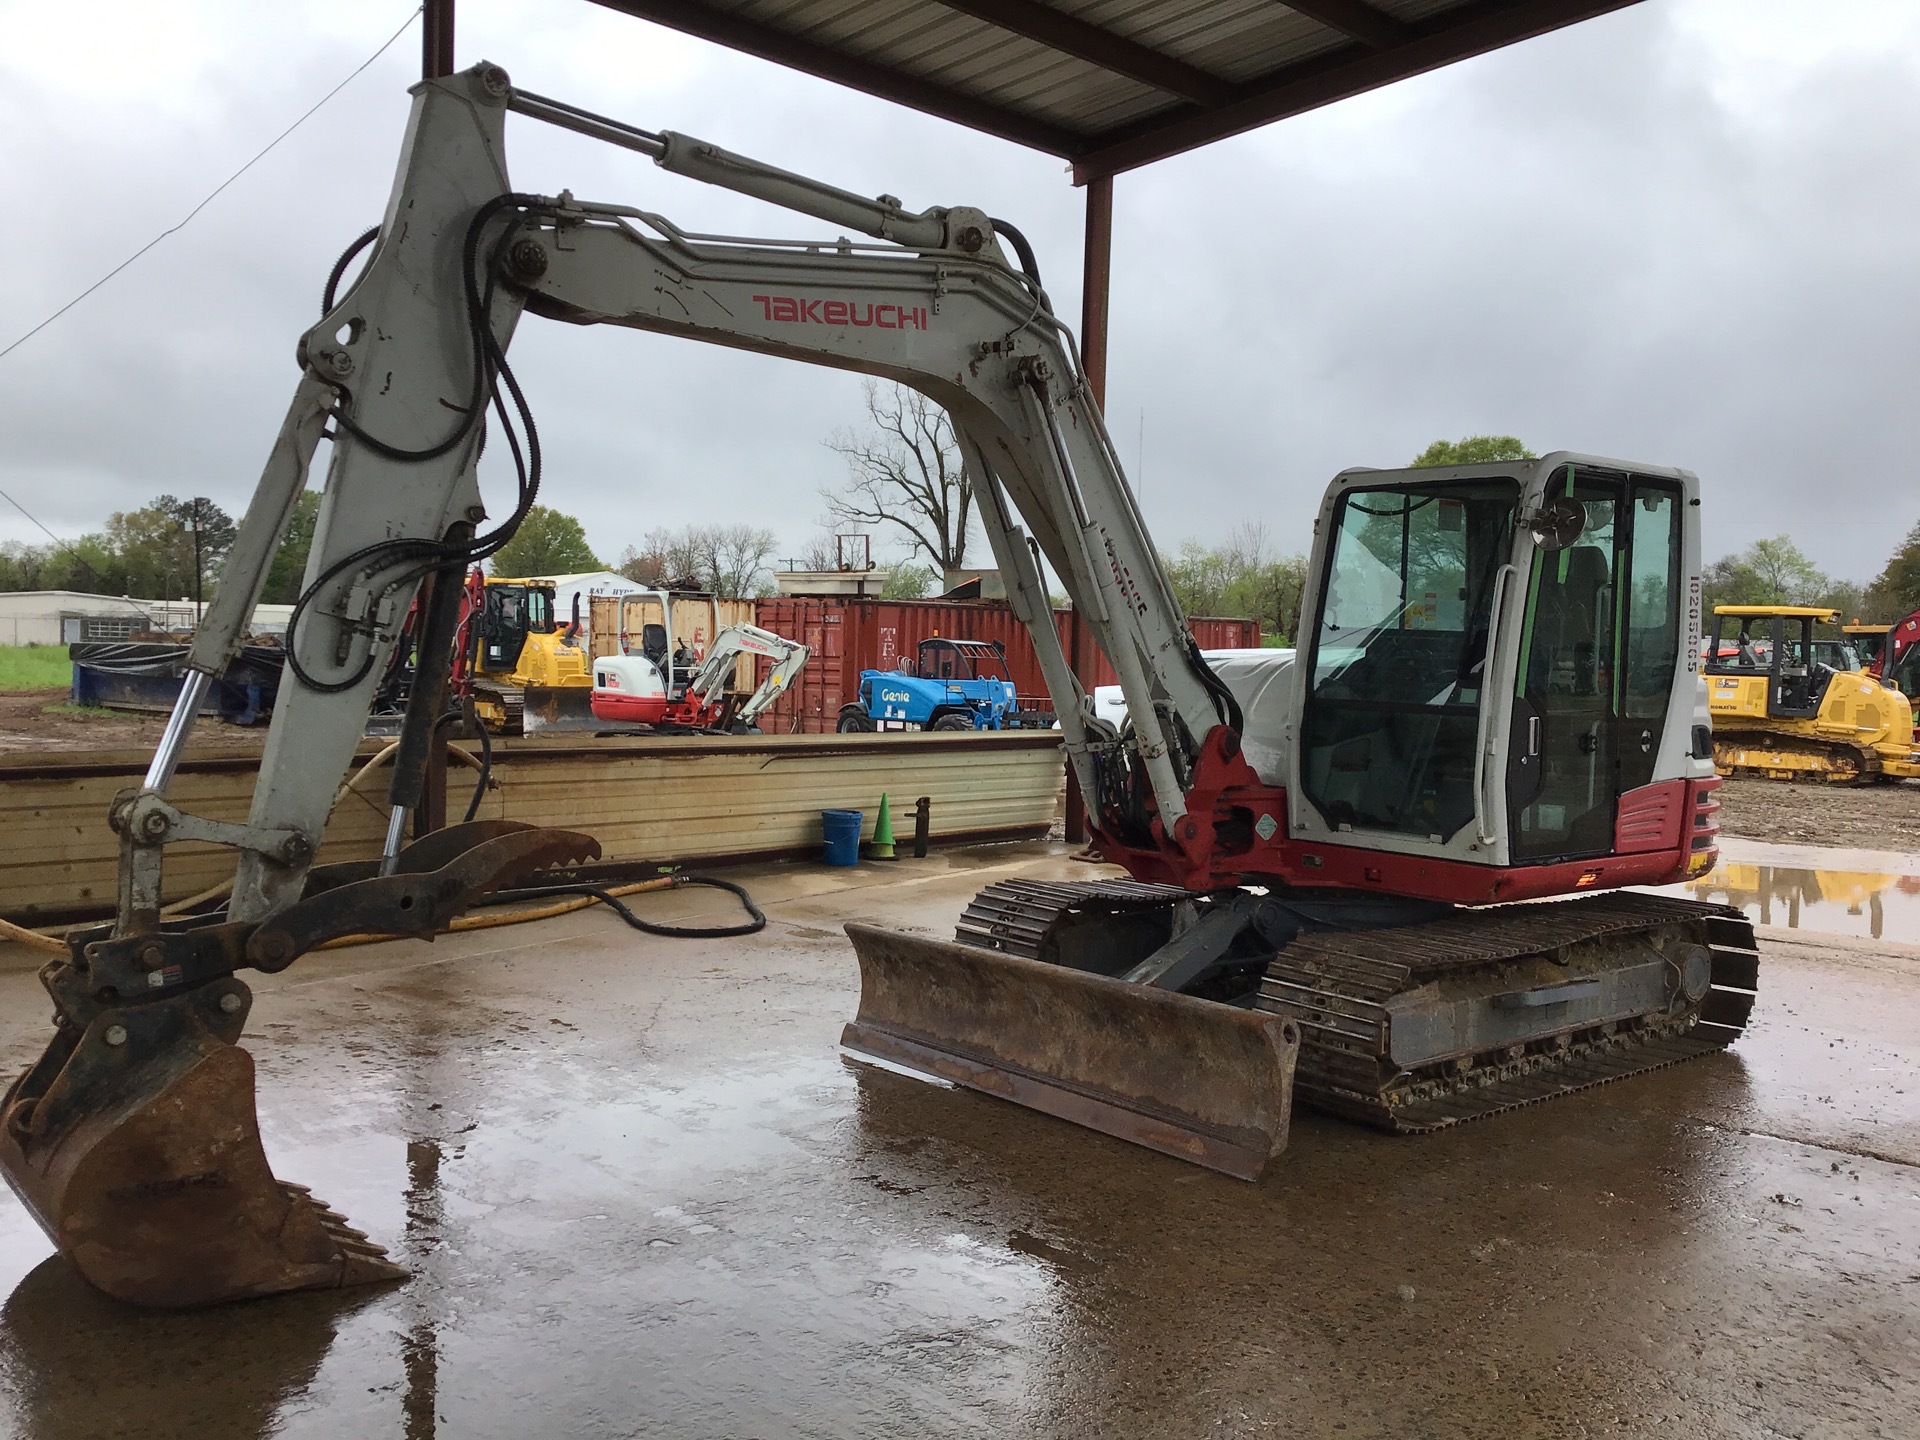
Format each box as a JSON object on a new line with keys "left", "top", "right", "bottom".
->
{"left": 741, "top": 0, "right": 1172, "bottom": 137}
{"left": 594, "top": 0, "right": 1645, "bottom": 173}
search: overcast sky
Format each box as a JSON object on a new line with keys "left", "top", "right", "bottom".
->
{"left": 2, "top": 0, "right": 1916, "bottom": 584}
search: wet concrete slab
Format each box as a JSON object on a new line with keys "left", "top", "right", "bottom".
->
{"left": 0, "top": 842, "right": 1915, "bottom": 1438}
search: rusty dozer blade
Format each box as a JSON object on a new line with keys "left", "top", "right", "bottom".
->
{"left": 0, "top": 820, "right": 600, "bottom": 1309}
{"left": 841, "top": 922, "right": 1301, "bottom": 1181}
{"left": 520, "top": 683, "right": 602, "bottom": 735}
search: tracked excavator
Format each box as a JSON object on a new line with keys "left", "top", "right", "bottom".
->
{"left": 0, "top": 65, "right": 1758, "bottom": 1309}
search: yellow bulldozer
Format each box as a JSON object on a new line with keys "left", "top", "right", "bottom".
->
{"left": 459, "top": 569, "right": 595, "bottom": 734}
{"left": 1706, "top": 605, "right": 1920, "bottom": 783}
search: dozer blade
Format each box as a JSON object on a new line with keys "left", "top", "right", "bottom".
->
{"left": 521, "top": 684, "right": 601, "bottom": 735}
{"left": 841, "top": 922, "right": 1300, "bottom": 1181}
{"left": 0, "top": 820, "right": 600, "bottom": 1309}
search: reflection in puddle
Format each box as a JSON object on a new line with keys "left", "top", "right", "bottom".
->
{"left": 1650, "top": 862, "right": 1920, "bottom": 942}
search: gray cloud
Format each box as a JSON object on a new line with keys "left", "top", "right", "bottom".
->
{"left": 2, "top": 1, "right": 1915, "bottom": 585}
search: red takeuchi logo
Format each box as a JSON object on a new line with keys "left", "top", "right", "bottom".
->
{"left": 752, "top": 295, "right": 929, "bottom": 330}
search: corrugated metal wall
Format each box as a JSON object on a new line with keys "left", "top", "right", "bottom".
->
{"left": 750, "top": 597, "right": 1262, "bottom": 734}
{"left": 0, "top": 734, "right": 1062, "bottom": 923}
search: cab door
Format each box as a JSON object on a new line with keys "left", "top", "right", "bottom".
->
{"left": 1507, "top": 467, "right": 1683, "bottom": 861}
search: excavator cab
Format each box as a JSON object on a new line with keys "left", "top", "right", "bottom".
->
{"left": 476, "top": 579, "right": 555, "bottom": 676}
{"left": 1294, "top": 459, "right": 1696, "bottom": 872}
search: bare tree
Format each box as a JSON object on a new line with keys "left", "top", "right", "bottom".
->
{"left": 700, "top": 524, "right": 779, "bottom": 598}
{"left": 824, "top": 381, "right": 974, "bottom": 570}
{"left": 618, "top": 524, "right": 777, "bottom": 597}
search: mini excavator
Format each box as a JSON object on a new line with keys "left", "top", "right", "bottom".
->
{"left": 0, "top": 65, "right": 1757, "bottom": 1308}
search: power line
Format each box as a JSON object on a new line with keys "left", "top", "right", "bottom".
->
{"left": 0, "top": 5, "right": 422, "bottom": 365}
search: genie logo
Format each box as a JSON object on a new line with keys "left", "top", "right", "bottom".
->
{"left": 880, "top": 688, "right": 914, "bottom": 705}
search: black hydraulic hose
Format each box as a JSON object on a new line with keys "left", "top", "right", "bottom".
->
{"left": 286, "top": 198, "right": 545, "bottom": 695}
{"left": 987, "top": 217, "right": 1041, "bottom": 285}
{"left": 459, "top": 698, "right": 492, "bottom": 824}
{"left": 491, "top": 877, "right": 767, "bottom": 939}
{"left": 322, "top": 225, "right": 380, "bottom": 315}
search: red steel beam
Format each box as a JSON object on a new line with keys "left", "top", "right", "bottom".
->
{"left": 586, "top": 0, "right": 1083, "bottom": 157}
{"left": 423, "top": 0, "right": 456, "bottom": 80}
{"left": 1283, "top": 0, "right": 1407, "bottom": 51}
{"left": 933, "top": 0, "right": 1234, "bottom": 108}
{"left": 1073, "top": 0, "right": 1643, "bottom": 181}
{"left": 1064, "top": 172, "right": 1115, "bottom": 846}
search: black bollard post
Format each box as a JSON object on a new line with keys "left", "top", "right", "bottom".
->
{"left": 913, "top": 795, "right": 931, "bottom": 859}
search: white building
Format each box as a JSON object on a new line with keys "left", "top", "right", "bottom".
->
{"left": 0, "top": 591, "right": 294, "bottom": 646}
{"left": 527, "top": 571, "right": 652, "bottom": 632}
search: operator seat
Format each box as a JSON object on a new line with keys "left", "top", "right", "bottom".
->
{"left": 640, "top": 623, "right": 669, "bottom": 673}
{"left": 1528, "top": 544, "right": 1611, "bottom": 695}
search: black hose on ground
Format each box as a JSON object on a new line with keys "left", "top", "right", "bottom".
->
{"left": 491, "top": 876, "right": 767, "bottom": 939}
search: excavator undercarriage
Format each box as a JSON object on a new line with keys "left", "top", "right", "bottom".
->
{"left": 845, "top": 879, "right": 1756, "bottom": 1172}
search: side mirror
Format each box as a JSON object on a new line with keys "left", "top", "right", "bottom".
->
{"left": 1529, "top": 496, "right": 1586, "bottom": 551}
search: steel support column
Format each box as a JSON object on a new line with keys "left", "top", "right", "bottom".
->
{"left": 1064, "top": 173, "right": 1114, "bottom": 845}
{"left": 424, "top": 0, "right": 456, "bottom": 80}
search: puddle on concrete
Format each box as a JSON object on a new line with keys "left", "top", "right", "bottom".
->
{"left": 1645, "top": 840, "right": 1920, "bottom": 943}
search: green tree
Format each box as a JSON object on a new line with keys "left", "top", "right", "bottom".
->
{"left": 1411, "top": 435, "right": 1536, "bottom": 467}
{"left": 260, "top": 490, "right": 322, "bottom": 603}
{"left": 489, "top": 505, "right": 601, "bottom": 578}
{"left": 880, "top": 563, "right": 934, "bottom": 599}
{"left": 1162, "top": 521, "right": 1307, "bottom": 641}
{"left": 1868, "top": 519, "right": 1920, "bottom": 618}
{"left": 104, "top": 505, "right": 193, "bottom": 598}
{"left": 1702, "top": 534, "right": 1829, "bottom": 612}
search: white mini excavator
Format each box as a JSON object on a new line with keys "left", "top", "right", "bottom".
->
{"left": 0, "top": 65, "right": 1756, "bottom": 1309}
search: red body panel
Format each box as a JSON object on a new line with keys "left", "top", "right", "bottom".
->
{"left": 590, "top": 691, "right": 670, "bottom": 724}
{"left": 1613, "top": 779, "right": 1686, "bottom": 853}
{"left": 1092, "top": 738, "right": 1721, "bottom": 904}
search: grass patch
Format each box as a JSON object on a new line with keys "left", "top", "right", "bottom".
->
{"left": 0, "top": 644, "right": 73, "bottom": 692}
{"left": 40, "top": 703, "right": 117, "bottom": 719}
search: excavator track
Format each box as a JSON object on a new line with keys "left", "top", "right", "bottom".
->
{"left": 1254, "top": 892, "right": 1758, "bottom": 1131}
{"left": 953, "top": 880, "right": 1758, "bottom": 1134}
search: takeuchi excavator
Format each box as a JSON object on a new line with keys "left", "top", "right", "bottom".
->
{"left": 0, "top": 65, "right": 1758, "bottom": 1309}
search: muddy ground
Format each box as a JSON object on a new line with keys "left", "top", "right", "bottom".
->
{"left": 1717, "top": 775, "right": 1920, "bottom": 853}
{"left": 0, "top": 689, "right": 187, "bottom": 755}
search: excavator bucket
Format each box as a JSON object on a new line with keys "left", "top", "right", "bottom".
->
{"left": 520, "top": 684, "right": 602, "bottom": 735}
{"left": 841, "top": 923, "right": 1301, "bottom": 1180}
{"left": 0, "top": 983, "right": 405, "bottom": 1309}
{"left": 0, "top": 819, "right": 599, "bottom": 1308}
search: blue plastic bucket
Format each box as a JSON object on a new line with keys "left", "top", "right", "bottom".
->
{"left": 821, "top": 809, "right": 864, "bottom": 867}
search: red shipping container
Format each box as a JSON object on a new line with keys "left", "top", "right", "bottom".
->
{"left": 750, "top": 596, "right": 1260, "bottom": 734}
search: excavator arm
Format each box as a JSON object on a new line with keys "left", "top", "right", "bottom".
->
{"left": 686, "top": 623, "right": 813, "bottom": 728}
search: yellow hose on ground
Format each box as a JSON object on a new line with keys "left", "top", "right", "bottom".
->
{"left": 0, "top": 917, "right": 66, "bottom": 955}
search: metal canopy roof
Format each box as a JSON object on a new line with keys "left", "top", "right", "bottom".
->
{"left": 588, "top": 0, "right": 1642, "bottom": 180}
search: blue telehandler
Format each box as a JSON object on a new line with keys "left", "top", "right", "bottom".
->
{"left": 836, "top": 637, "right": 1049, "bottom": 731}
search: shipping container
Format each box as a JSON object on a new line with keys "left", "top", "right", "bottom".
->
{"left": 748, "top": 596, "right": 1260, "bottom": 734}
